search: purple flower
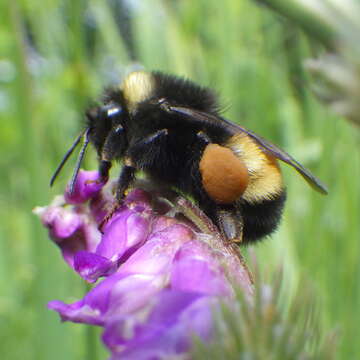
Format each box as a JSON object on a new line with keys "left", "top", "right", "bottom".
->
{"left": 35, "top": 170, "right": 253, "bottom": 359}
{"left": 103, "top": 290, "right": 216, "bottom": 360}
{"left": 64, "top": 169, "right": 106, "bottom": 204}
{"left": 33, "top": 195, "right": 100, "bottom": 268}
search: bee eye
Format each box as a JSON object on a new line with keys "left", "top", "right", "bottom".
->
{"left": 107, "top": 107, "right": 122, "bottom": 118}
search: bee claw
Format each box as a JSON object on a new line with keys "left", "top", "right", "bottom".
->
{"left": 98, "top": 202, "right": 122, "bottom": 233}
{"left": 85, "top": 178, "right": 107, "bottom": 186}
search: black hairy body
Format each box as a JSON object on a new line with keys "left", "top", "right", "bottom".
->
{"left": 52, "top": 71, "right": 327, "bottom": 244}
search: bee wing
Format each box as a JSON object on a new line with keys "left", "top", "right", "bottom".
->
{"left": 168, "top": 105, "right": 328, "bottom": 195}
{"left": 230, "top": 123, "right": 328, "bottom": 195}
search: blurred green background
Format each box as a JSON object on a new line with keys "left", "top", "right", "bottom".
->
{"left": 1, "top": 0, "right": 359, "bottom": 359}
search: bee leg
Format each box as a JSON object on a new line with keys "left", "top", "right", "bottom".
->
{"left": 99, "top": 158, "right": 136, "bottom": 232}
{"left": 91, "top": 125, "right": 127, "bottom": 186}
{"left": 217, "top": 208, "right": 244, "bottom": 244}
{"left": 83, "top": 159, "right": 112, "bottom": 188}
{"left": 129, "top": 129, "right": 169, "bottom": 156}
{"left": 127, "top": 129, "right": 169, "bottom": 167}
{"left": 115, "top": 158, "right": 136, "bottom": 202}
{"left": 98, "top": 160, "right": 112, "bottom": 182}
{"left": 140, "top": 129, "right": 168, "bottom": 146}
{"left": 102, "top": 125, "right": 127, "bottom": 161}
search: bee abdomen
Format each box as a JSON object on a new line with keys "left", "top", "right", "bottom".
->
{"left": 240, "top": 190, "right": 286, "bottom": 243}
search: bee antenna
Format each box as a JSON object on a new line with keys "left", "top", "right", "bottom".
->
{"left": 50, "top": 131, "right": 86, "bottom": 187}
{"left": 68, "top": 128, "right": 91, "bottom": 194}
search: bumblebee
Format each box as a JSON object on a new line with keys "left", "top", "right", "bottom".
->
{"left": 51, "top": 71, "right": 327, "bottom": 244}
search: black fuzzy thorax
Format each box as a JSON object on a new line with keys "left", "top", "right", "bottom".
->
{"left": 109, "top": 72, "right": 230, "bottom": 189}
{"left": 127, "top": 102, "right": 230, "bottom": 191}
{"left": 151, "top": 72, "right": 220, "bottom": 114}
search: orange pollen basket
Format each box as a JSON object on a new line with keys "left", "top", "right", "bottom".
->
{"left": 199, "top": 144, "right": 249, "bottom": 204}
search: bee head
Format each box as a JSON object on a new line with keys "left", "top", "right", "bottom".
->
{"left": 86, "top": 103, "right": 123, "bottom": 155}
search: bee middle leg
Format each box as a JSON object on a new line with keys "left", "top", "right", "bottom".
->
{"left": 129, "top": 129, "right": 169, "bottom": 164}
{"left": 115, "top": 158, "right": 136, "bottom": 202}
{"left": 137, "top": 129, "right": 168, "bottom": 147}
{"left": 114, "top": 130, "right": 170, "bottom": 201}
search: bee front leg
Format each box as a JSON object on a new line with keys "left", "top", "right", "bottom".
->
{"left": 99, "top": 158, "right": 136, "bottom": 232}
{"left": 98, "top": 125, "right": 127, "bottom": 182}
{"left": 98, "top": 160, "right": 112, "bottom": 182}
